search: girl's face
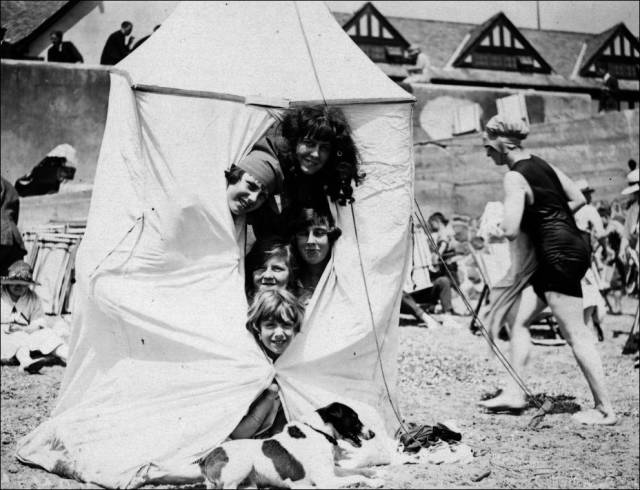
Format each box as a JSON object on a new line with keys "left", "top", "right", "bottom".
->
{"left": 295, "top": 223, "right": 331, "bottom": 265}
{"left": 428, "top": 219, "right": 441, "bottom": 232}
{"left": 295, "top": 138, "right": 332, "bottom": 175}
{"left": 226, "top": 172, "right": 268, "bottom": 216}
{"left": 252, "top": 256, "right": 291, "bottom": 291}
{"left": 258, "top": 320, "right": 296, "bottom": 357}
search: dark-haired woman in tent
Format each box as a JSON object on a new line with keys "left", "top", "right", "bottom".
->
{"left": 237, "top": 105, "right": 362, "bottom": 239}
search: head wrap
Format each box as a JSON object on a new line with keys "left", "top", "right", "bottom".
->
{"left": 236, "top": 149, "right": 283, "bottom": 196}
{"left": 483, "top": 115, "right": 530, "bottom": 151}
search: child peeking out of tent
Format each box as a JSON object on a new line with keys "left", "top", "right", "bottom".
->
{"left": 229, "top": 288, "right": 305, "bottom": 440}
{"left": 245, "top": 238, "right": 297, "bottom": 300}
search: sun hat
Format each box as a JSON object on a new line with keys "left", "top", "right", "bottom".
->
{"left": 0, "top": 260, "right": 40, "bottom": 286}
{"left": 575, "top": 178, "right": 594, "bottom": 194}
{"left": 621, "top": 168, "right": 639, "bottom": 195}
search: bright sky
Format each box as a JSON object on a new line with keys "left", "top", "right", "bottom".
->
{"left": 324, "top": 1, "right": 640, "bottom": 36}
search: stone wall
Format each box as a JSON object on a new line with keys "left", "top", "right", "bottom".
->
{"left": 0, "top": 60, "right": 109, "bottom": 185}
{"left": 415, "top": 109, "right": 640, "bottom": 218}
{"left": 3, "top": 61, "right": 636, "bottom": 228}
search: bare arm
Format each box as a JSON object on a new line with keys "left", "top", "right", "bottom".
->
{"left": 501, "top": 171, "right": 527, "bottom": 241}
{"left": 548, "top": 163, "right": 586, "bottom": 213}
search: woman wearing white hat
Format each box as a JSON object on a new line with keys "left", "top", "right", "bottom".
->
{"left": 0, "top": 260, "right": 68, "bottom": 373}
{"left": 478, "top": 114, "right": 616, "bottom": 425}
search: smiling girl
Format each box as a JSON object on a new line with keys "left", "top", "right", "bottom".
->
{"left": 247, "top": 105, "right": 362, "bottom": 239}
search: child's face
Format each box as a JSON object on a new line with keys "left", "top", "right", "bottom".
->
{"left": 258, "top": 320, "right": 297, "bottom": 357}
{"left": 252, "top": 256, "right": 290, "bottom": 291}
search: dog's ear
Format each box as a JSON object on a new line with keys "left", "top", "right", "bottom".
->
{"left": 316, "top": 402, "right": 345, "bottom": 423}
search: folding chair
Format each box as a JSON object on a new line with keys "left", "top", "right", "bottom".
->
{"left": 31, "top": 233, "right": 82, "bottom": 315}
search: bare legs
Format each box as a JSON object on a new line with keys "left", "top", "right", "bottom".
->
{"left": 546, "top": 292, "right": 616, "bottom": 423}
{"left": 480, "top": 287, "right": 617, "bottom": 424}
{"left": 479, "top": 286, "right": 545, "bottom": 410}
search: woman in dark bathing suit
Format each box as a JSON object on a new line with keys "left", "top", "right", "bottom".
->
{"left": 477, "top": 115, "right": 616, "bottom": 425}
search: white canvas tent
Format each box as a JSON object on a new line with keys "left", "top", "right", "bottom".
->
{"left": 16, "top": 2, "right": 415, "bottom": 487}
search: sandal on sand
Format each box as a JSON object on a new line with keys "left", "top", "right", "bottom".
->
{"left": 571, "top": 409, "right": 617, "bottom": 425}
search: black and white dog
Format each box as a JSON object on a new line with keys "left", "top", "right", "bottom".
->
{"left": 198, "top": 402, "right": 385, "bottom": 489}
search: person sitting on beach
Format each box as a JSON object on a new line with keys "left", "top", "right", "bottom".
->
{"left": 246, "top": 105, "right": 362, "bottom": 239}
{"left": 244, "top": 237, "right": 298, "bottom": 299}
{"left": 290, "top": 206, "right": 342, "bottom": 305}
{"left": 0, "top": 261, "right": 68, "bottom": 373}
{"left": 228, "top": 288, "right": 304, "bottom": 439}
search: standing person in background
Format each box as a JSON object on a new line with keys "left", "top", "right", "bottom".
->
{"left": 574, "top": 179, "right": 605, "bottom": 243}
{"left": 622, "top": 169, "right": 639, "bottom": 250}
{"left": 406, "top": 44, "right": 430, "bottom": 78}
{"left": 1, "top": 177, "right": 27, "bottom": 276}
{"left": 47, "top": 31, "right": 83, "bottom": 63}
{"left": 100, "top": 21, "right": 134, "bottom": 65}
{"left": 0, "top": 26, "right": 17, "bottom": 59}
{"left": 477, "top": 114, "right": 616, "bottom": 425}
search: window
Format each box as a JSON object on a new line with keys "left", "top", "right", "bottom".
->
{"left": 361, "top": 44, "right": 387, "bottom": 62}
{"left": 472, "top": 53, "right": 518, "bottom": 70}
{"left": 607, "top": 62, "right": 638, "bottom": 79}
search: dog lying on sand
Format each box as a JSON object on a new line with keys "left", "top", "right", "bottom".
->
{"left": 198, "top": 402, "right": 385, "bottom": 489}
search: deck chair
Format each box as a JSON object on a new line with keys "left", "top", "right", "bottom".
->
{"left": 31, "top": 233, "right": 82, "bottom": 315}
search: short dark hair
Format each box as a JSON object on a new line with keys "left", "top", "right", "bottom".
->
{"left": 291, "top": 207, "right": 342, "bottom": 242}
{"left": 121, "top": 21, "right": 133, "bottom": 29}
{"left": 428, "top": 212, "right": 449, "bottom": 226}
{"left": 224, "top": 165, "right": 245, "bottom": 185}
{"left": 51, "top": 30, "right": 63, "bottom": 39}
{"left": 629, "top": 159, "right": 637, "bottom": 171}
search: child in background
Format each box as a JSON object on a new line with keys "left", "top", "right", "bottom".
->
{"left": 229, "top": 288, "right": 305, "bottom": 440}
{"left": 0, "top": 261, "right": 68, "bottom": 373}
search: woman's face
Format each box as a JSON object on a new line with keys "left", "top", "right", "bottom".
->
{"left": 252, "top": 256, "right": 291, "bottom": 291}
{"left": 258, "top": 320, "right": 296, "bottom": 357}
{"left": 7, "top": 284, "right": 28, "bottom": 299}
{"left": 428, "top": 219, "right": 441, "bottom": 232}
{"left": 485, "top": 145, "right": 504, "bottom": 166}
{"left": 295, "top": 138, "right": 332, "bottom": 175}
{"left": 296, "top": 223, "right": 331, "bottom": 265}
{"left": 226, "top": 172, "right": 268, "bottom": 216}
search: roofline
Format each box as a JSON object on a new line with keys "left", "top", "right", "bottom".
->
{"left": 379, "top": 13, "right": 617, "bottom": 38}
{"left": 13, "top": 0, "right": 81, "bottom": 49}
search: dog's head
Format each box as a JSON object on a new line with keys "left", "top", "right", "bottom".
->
{"left": 316, "top": 402, "right": 375, "bottom": 448}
